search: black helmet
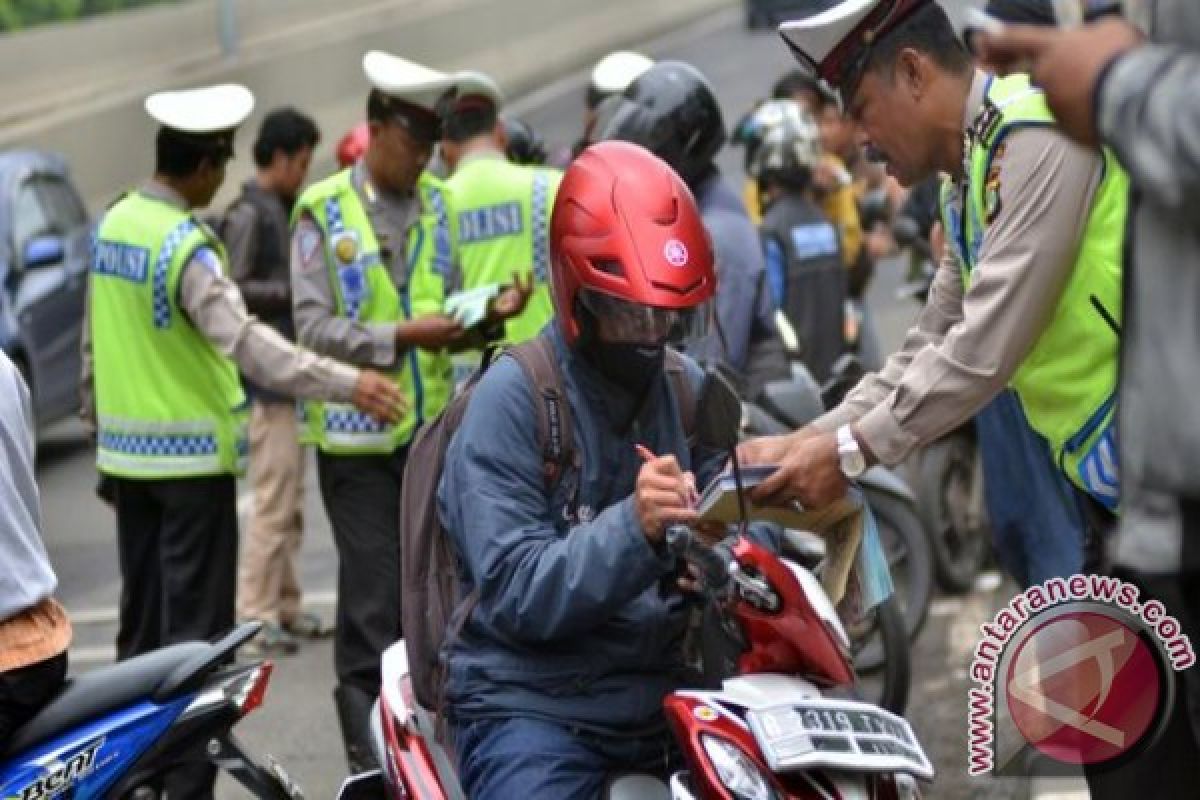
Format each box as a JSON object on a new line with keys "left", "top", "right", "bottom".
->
{"left": 502, "top": 116, "right": 547, "bottom": 166}
{"left": 592, "top": 60, "right": 726, "bottom": 187}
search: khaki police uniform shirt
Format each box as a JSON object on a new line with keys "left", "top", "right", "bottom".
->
{"left": 80, "top": 181, "right": 359, "bottom": 434}
{"left": 290, "top": 161, "right": 422, "bottom": 372}
{"left": 813, "top": 70, "right": 1105, "bottom": 466}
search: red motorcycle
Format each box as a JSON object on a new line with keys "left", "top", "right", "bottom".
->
{"left": 338, "top": 525, "right": 932, "bottom": 800}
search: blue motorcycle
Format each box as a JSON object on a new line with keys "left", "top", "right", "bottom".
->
{"left": 0, "top": 623, "right": 302, "bottom": 799}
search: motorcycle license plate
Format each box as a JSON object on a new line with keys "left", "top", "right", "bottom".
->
{"left": 746, "top": 698, "right": 934, "bottom": 781}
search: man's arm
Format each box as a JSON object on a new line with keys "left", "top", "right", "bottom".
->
{"left": 1098, "top": 45, "right": 1200, "bottom": 210}
{"left": 814, "top": 242, "right": 965, "bottom": 434}
{"left": 438, "top": 358, "right": 673, "bottom": 645}
{"left": 180, "top": 247, "right": 359, "bottom": 403}
{"left": 846, "top": 128, "right": 1105, "bottom": 466}
{"left": 224, "top": 202, "right": 290, "bottom": 317}
{"left": 79, "top": 273, "right": 96, "bottom": 439}
{"left": 291, "top": 214, "right": 399, "bottom": 369}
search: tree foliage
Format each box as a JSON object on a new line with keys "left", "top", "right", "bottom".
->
{"left": 0, "top": 0, "right": 184, "bottom": 32}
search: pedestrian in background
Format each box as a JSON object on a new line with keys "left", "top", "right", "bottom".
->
{"left": 219, "top": 108, "right": 328, "bottom": 657}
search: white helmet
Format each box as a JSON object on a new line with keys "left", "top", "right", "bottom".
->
{"left": 587, "top": 51, "right": 654, "bottom": 109}
{"left": 740, "top": 99, "right": 822, "bottom": 185}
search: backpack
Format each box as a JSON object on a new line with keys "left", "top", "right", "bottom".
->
{"left": 399, "top": 333, "right": 696, "bottom": 711}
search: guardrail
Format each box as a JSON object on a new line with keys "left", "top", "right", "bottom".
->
{"left": 0, "top": 0, "right": 733, "bottom": 210}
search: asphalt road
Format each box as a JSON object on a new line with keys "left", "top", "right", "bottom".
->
{"left": 33, "top": 5, "right": 1078, "bottom": 799}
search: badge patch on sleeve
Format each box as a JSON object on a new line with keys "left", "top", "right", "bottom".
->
{"left": 194, "top": 246, "right": 223, "bottom": 276}
{"left": 299, "top": 228, "right": 320, "bottom": 263}
{"left": 984, "top": 164, "right": 1003, "bottom": 224}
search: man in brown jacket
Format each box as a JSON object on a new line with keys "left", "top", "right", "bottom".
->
{"left": 220, "top": 108, "right": 326, "bottom": 656}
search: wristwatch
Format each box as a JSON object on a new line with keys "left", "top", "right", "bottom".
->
{"left": 836, "top": 425, "right": 867, "bottom": 480}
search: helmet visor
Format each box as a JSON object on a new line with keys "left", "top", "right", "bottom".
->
{"left": 579, "top": 290, "right": 711, "bottom": 346}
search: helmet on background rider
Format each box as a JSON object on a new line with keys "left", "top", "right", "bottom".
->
{"left": 739, "top": 99, "right": 823, "bottom": 191}
{"left": 550, "top": 141, "right": 716, "bottom": 350}
{"left": 501, "top": 115, "right": 548, "bottom": 166}
{"left": 592, "top": 60, "right": 727, "bottom": 188}
{"left": 336, "top": 121, "right": 370, "bottom": 168}
{"left": 586, "top": 50, "right": 655, "bottom": 110}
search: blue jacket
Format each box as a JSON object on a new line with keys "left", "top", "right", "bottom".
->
{"left": 438, "top": 326, "right": 755, "bottom": 732}
{"left": 688, "top": 170, "right": 776, "bottom": 375}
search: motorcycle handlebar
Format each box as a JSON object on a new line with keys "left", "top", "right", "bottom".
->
{"left": 666, "top": 525, "right": 731, "bottom": 590}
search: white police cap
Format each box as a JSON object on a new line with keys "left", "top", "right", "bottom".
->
{"left": 363, "top": 51, "right": 458, "bottom": 112}
{"left": 778, "top": 0, "right": 928, "bottom": 91}
{"left": 144, "top": 84, "right": 254, "bottom": 133}
{"left": 451, "top": 70, "right": 504, "bottom": 112}
{"left": 590, "top": 51, "right": 654, "bottom": 95}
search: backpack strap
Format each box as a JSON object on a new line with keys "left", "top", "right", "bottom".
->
{"left": 664, "top": 347, "right": 697, "bottom": 444}
{"left": 509, "top": 335, "right": 578, "bottom": 488}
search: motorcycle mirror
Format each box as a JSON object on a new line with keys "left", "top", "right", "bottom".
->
{"left": 695, "top": 368, "right": 742, "bottom": 451}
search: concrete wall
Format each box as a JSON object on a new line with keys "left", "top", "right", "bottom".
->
{"left": 0, "top": 0, "right": 733, "bottom": 210}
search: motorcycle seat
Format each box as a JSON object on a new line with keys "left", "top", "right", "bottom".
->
{"left": 3, "top": 640, "right": 210, "bottom": 758}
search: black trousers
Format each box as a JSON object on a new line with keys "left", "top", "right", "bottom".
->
{"left": 316, "top": 448, "right": 407, "bottom": 696}
{"left": 0, "top": 652, "right": 67, "bottom": 753}
{"left": 113, "top": 474, "right": 238, "bottom": 800}
{"left": 1081, "top": 497, "right": 1200, "bottom": 798}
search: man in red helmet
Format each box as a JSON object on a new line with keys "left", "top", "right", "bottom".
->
{"left": 437, "top": 141, "right": 772, "bottom": 796}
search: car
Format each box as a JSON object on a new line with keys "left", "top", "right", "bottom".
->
{"left": 745, "top": 0, "right": 842, "bottom": 30}
{"left": 0, "top": 150, "right": 91, "bottom": 430}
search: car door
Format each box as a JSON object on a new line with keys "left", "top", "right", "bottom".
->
{"left": 8, "top": 166, "right": 90, "bottom": 425}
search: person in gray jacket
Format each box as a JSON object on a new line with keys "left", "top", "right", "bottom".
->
{"left": 0, "top": 349, "right": 71, "bottom": 752}
{"left": 978, "top": 2, "right": 1200, "bottom": 794}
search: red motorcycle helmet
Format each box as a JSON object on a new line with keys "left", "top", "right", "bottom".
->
{"left": 550, "top": 140, "right": 716, "bottom": 347}
{"left": 336, "top": 122, "right": 370, "bottom": 168}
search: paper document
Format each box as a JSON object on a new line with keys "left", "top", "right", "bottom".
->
{"left": 444, "top": 284, "right": 501, "bottom": 330}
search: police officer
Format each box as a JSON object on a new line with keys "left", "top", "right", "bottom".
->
{"left": 572, "top": 50, "right": 654, "bottom": 158}
{"left": 439, "top": 70, "right": 557, "bottom": 385}
{"left": 82, "top": 84, "right": 403, "bottom": 799}
{"left": 740, "top": 1, "right": 1126, "bottom": 553}
{"left": 289, "top": 52, "right": 526, "bottom": 770}
{"left": 742, "top": 99, "right": 847, "bottom": 384}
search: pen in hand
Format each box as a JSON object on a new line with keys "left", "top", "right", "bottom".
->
{"left": 635, "top": 443, "right": 699, "bottom": 508}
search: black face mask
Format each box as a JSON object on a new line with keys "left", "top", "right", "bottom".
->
{"left": 583, "top": 339, "right": 665, "bottom": 398}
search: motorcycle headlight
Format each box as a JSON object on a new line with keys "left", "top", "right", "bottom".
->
{"left": 700, "top": 735, "right": 777, "bottom": 800}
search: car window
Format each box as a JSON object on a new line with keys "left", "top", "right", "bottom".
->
{"left": 11, "top": 173, "right": 86, "bottom": 252}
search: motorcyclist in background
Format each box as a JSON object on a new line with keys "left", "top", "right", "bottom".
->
{"left": 741, "top": 99, "right": 847, "bottom": 385}
{"left": 593, "top": 61, "right": 790, "bottom": 401}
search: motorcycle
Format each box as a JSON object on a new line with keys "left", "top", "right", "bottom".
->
{"left": 344, "top": 524, "right": 931, "bottom": 800}
{"left": 0, "top": 622, "right": 302, "bottom": 800}
{"left": 341, "top": 372, "right": 933, "bottom": 800}
{"left": 892, "top": 216, "right": 991, "bottom": 595}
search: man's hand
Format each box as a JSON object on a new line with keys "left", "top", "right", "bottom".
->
{"left": 635, "top": 454, "right": 700, "bottom": 545}
{"left": 975, "top": 19, "right": 1143, "bottom": 146}
{"left": 736, "top": 426, "right": 820, "bottom": 467}
{"left": 488, "top": 271, "right": 534, "bottom": 323}
{"left": 748, "top": 431, "right": 848, "bottom": 509}
{"left": 352, "top": 370, "right": 407, "bottom": 425}
{"left": 396, "top": 314, "right": 465, "bottom": 350}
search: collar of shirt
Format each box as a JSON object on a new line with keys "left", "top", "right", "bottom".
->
{"left": 140, "top": 179, "right": 189, "bottom": 211}
{"left": 457, "top": 146, "right": 506, "bottom": 170}
{"left": 350, "top": 160, "right": 420, "bottom": 272}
